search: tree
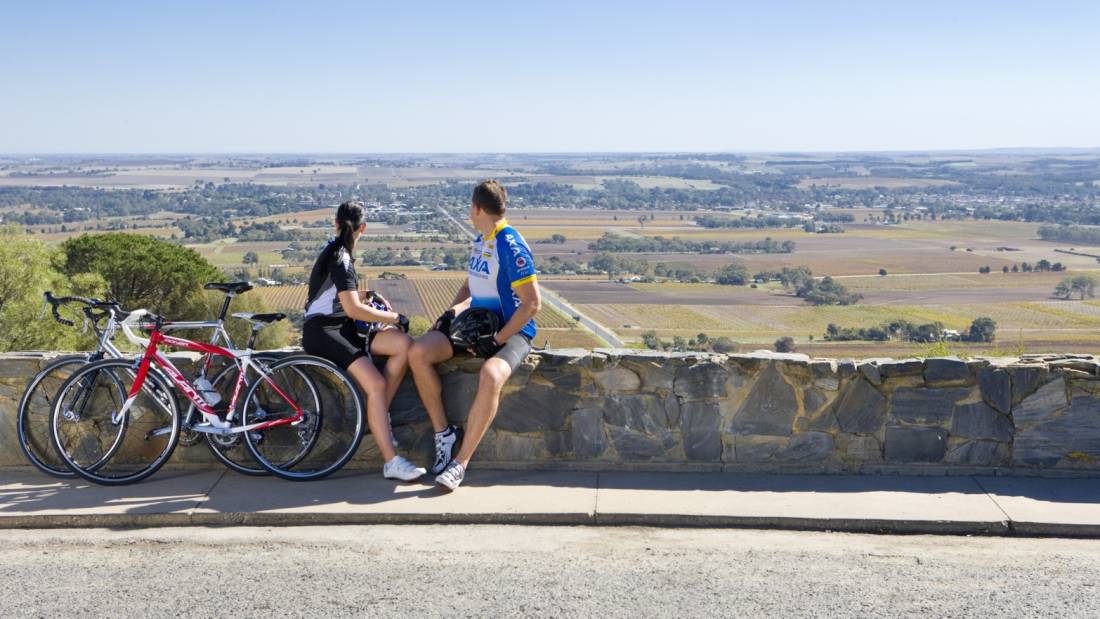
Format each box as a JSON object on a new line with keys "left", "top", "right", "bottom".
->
{"left": 0, "top": 226, "right": 85, "bottom": 351}
{"left": 966, "top": 317, "right": 997, "bottom": 343}
{"left": 589, "top": 253, "right": 619, "bottom": 280}
{"left": 774, "top": 336, "right": 796, "bottom": 353}
{"left": 242, "top": 251, "right": 259, "bottom": 266}
{"left": 711, "top": 336, "right": 738, "bottom": 353}
{"left": 1055, "top": 275, "right": 1097, "bottom": 300}
{"left": 714, "top": 263, "right": 749, "bottom": 285}
{"left": 778, "top": 266, "right": 814, "bottom": 292}
{"left": 59, "top": 232, "right": 221, "bottom": 319}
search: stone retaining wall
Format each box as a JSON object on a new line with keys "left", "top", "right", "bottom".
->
{"left": 2, "top": 350, "right": 1099, "bottom": 474}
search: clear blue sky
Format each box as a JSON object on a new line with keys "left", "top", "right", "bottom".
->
{"left": 1, "top": 0, "right": 1097, "bottom": 153}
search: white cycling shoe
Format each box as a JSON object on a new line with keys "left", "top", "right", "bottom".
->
{"left": 383, "top": 455, "right": 426, "bottom": 481}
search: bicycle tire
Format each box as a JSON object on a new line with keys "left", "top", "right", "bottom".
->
{"left": 51, "top": 359, "right": 181, "bottom": 486}
{"left": 203, "top": 355, "right": 321, "bottom": 475}
{"left": 242, "top": 354, "right": 364, "bottom": 481}
{"left": 17, "top": 355, "right": 97, "bottom": 477}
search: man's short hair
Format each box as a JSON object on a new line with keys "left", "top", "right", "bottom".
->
{"left": 472, "top": 180, "right": 507, "bottom": 216}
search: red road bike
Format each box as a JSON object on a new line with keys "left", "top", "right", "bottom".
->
{"left": 50, "top": 309, "right": 366, "bottom": 485}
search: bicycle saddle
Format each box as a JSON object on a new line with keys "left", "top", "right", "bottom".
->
{"left": 232, "top": 312, "right": 287, "bottom": 324}
{"left": 204, "top": 281, "right": 254, "bottom": 294}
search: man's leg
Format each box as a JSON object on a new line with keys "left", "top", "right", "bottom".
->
{"left": 407, "top": 330, "right": 454, "bottom": 433}
{"left": 454, "top": 357, "right": 511, "bottom": 467}
{"left": 369, "top": 328, "right": 413, "bottom": 410}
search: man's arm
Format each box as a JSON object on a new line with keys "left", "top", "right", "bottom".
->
{"left": 450, "top": 280, "right": 471, "bottom": 310}
{"left": 493, "top": 280, "right": 540, "bottom": 345}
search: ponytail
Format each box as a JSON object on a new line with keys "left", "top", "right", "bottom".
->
{"left": 338, "top": 218, "right": 356, "bottom": 256}
{"left": 335, "top": 200, "right": 365, "bottom": 257}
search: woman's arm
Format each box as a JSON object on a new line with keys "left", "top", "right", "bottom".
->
{"left": 338, "top": 290, "right": 403, "bottom": 325}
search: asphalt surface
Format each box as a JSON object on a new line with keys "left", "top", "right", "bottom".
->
{"left": 1, "top": 525, "right": 1098, "bottom": 617}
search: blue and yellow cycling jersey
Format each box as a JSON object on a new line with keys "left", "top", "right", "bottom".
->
{"left": 467, "top": 218, "right": 537, "bottom": 339}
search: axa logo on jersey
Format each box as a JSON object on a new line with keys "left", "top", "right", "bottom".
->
{"left": 468, "top": 253, "right": 491, "bottom": 277}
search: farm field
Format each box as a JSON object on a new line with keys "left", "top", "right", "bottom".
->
{"left": 571, "top": 298, "right": 1100, "bottom": 355}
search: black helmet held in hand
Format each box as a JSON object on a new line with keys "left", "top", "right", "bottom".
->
{"left": 449, "top": 307, "right": 501, "bottom": 355}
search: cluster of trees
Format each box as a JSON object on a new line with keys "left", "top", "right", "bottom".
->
{"left": 589, "top": 233, "right": 795, "bottom": 255}
{"left": 565, "top": 254, "right": 755, "bottom": 285}
{"left": 768, "top": 266, "right": 862, "bottom": 305}
{"left": 824, "top": 317, "right": 996, "bottom": 343}
{"left": 983, "top": 260, "right": 1069, "bottom": 274}
{"left": 802, "top": 222, "right": 846, "bottom": 233}
{"left": 1038, "top": 224, "right": 1100, "bottom": 245}
{"left": 0, "top": 183, "right": 374, "bottom": 221}
{"left": 535, "top": 233, "right": 568, "bottom": 244}
{"left": 695, "top": 213, "right": 853, "bottom": 232}
{"left": 1054, "top": 275, "right": 1097, "bottom": 300}
{"left": 640, "top": 330, "right": 738, "bottom": 353}
{"left": 694, "top": 215, "right": 804, "bottom": 229}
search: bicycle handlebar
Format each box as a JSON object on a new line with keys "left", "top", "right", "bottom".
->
{"left": 44, "top": 291, "right": 102, "bottom": 326}
{"left": 119, "top": 308, "right": 165, "bottom": 348}
{"left": 43, "top": 291, "right": 127, "bottom": 328}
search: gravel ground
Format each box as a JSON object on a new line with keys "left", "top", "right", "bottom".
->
{"left": 1, "top": 525, "right": 1098, "bottom": 618}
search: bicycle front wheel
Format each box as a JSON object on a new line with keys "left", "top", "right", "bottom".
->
{"left": 51, "top": 359, "right": 180, "bottom": 485}
{"left": 242, "top": 354, "right": 364, "bottom": 481}
{"left": 17, "top": 355, "right": 94, "bottom": 477}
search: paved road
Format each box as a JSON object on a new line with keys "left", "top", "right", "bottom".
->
{"left": 2, "top": 525, "right": 1098, "bottom": 617}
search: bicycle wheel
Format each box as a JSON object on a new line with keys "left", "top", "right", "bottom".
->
{"left": 51, "top": 359, "right": 180, "bottom": 485}
{"left": 204, "top": 356, "right": 321, "bottom": 476}
{"left": 17, "top": 355, "right": 94, "bottom": 477}
{"left": 242, "top": 354, "right": 364, "bottom": 481}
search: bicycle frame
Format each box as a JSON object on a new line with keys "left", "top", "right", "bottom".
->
{"left": 117, "top": 319, "right": 303, "bottom": 436}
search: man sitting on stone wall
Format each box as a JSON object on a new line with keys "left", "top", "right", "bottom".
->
{"left": 408, "top": 180, "right": 541, "bottom": 490}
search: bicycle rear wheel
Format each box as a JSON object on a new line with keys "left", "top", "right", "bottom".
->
{"left": 204, "top": 356, "right": 321, "bottom": 475}
{"left": 51, "top": 359, "right": 180, "bottom": 485}
{"left": 17, "top": 355, "right": 94, "bottom": 477}
{"left": 242, "top": 354, "right": 364, "bottom": 481}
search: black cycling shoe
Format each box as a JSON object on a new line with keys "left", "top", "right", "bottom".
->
{"left": 430, "top": 424, "right": 463, "bottom": 475}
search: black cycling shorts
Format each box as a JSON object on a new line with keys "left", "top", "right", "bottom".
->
{"left": 433, "top": 313, "right": 533, "bottom": 372}
{"left": 302, "top": 317, "right": 374, "bottom": 370}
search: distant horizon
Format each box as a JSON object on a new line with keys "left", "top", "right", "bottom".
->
{"left": 5, "top": 146, "right": 1100, "bottom": 157}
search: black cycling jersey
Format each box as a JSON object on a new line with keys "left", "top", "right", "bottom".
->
{"left": 304, "top": 238, "right": 358, "bottom": 320}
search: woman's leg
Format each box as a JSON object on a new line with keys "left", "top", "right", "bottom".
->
{"left": 369, "top": 328, "right": 413, "bottom": 411}
{"left": 345, "top": 357, "right": 396, "bottom": 462}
